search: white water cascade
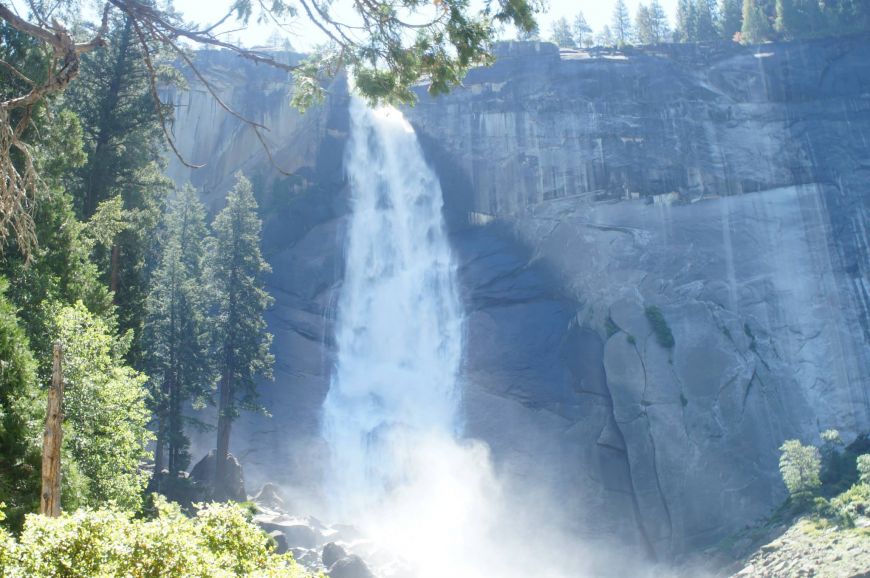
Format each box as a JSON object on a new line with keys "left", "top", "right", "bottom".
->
{"left": 322, "top": 97, "right": 465, "bottom": 517}
{"left": 319, "top": 99, "right": 612, "bottom": 578}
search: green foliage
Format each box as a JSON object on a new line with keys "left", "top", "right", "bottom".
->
{"left": 719, "top": 0, "right": 744, "bottom": 39}
{"left": 0, "top": 281, "right": 42, "bottom": 529}
{"left": 779, "top": 439, "right": 822, "bottom": 502}
{"left": 775, "top": 0, "right": 823, "bottom": 39}
{"left": 208, "top": 173, "right": 274, "bottom": 413}
{"left": 858, "top": 454, "right": 870, "bottom": 486}
{"left": 0, "top": 498, "right": 313, "bottom": 577}
{"left": 635, "top": 1, "right": 671, "bottom": 44}
{"left": 63, "top": 14, "right": 173, "bottom": 365}
{"left": 53, "top": 303, "right": 153, "bottom": 512}
{"left": 742, "top": 0, "right": 774, "bottom": 42}
{"left": 830, "top": 482, "right": 870, "bottom": 521}
{"left": 144, "top": 186, "right": 214, "bottom": 476}
{"left": 290, "top": 0, "right": 539, "bottom": 108}
{"left": 645, "top": 305, "right": 675, "bottom": 349}
{"left": 207, "top": 173, "right": 274, "bottom": 491}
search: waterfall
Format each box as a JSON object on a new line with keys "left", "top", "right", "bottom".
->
{"left": 322, "top": 98, "right": 464, "bottom": 516}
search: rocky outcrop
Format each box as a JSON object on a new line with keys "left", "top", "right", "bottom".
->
{"left": 165, "top": 35, "right": 870, "bottom": 561}
{"left": 730, "top": 518, "right": 870, "bottom": 578}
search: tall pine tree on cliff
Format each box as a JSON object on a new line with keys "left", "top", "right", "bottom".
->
{"left": 207, "top": 173, "right": 274, "bottom": 498}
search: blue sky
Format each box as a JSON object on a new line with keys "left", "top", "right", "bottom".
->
{"left": 171, "top": 0, "right": 681, "bottom": 50}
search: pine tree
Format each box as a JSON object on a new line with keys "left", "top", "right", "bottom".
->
{"left": 144, "top": 186, "right": 213, "bottom": 478}
{"left": 64, "top": 14, "right": 173, "bottom": 365}
{"left": 695, "top": 0, "right": 719, "bottom": 40}
{"left": 612, "top": 0, "right": 634, "bottom": 46}
{"left": 573, "top": 12, "right": 593, "bottom": 47}
{"left": 775, "top": 0, "right": 823, "bottom": 38}
{"left": 718, "top": 0, "right": 744, "bottom": 39}
{"left": 779, "top": 440, "right": 821, "bottom": 502}
{"left": 649, "top": 0, "right": 672, "bottom": 43}
{"left": 742, "top": 0, "right": 772, "bottom": 42}
{"left": 636, "top": 5, "right": 654, "bottom": 44}
{"left": 676, "top": 0, "right": 699, "bottom": 41}
{"left": 207, "top": 173, "right": 274, "bottom": 498}
{"left": 550, "top": 17, "right": 576, "bottom": 48}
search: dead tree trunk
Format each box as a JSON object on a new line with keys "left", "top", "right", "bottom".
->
{"left": 40, "top": 343, "right": 64, "bottom": 517}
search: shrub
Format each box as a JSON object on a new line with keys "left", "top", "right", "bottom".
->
{"left": 52, "top": 302, "right": 153, "bottom": 512}
{"left": 779, "top": 439, "right": 822, "bottom": 503}
{"left": 858, "top": 454, "right": 870, "bottom": 486}
{"left": 0, "top": 280, "right": 42, "bottom": 529}
{"left": 831, "top": 482, "right": 870, "bottom": 521}
{"left": 0, "top": 498, "right": 314, "bottom": 577}
{"left": 644, "top": 305, "right": 675, "bottom": 349}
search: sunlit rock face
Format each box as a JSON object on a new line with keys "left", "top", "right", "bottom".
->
{"left": 405, "top": 37, "right": 870, "bottom": 557}
{"left": 166, "top": 36, "right": 870, "bottom": 560}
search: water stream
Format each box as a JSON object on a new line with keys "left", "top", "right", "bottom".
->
{"left": 322, "top": 98, "right": 464, "bottom": 518}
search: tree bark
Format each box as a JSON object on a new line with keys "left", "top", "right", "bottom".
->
{"left": 40, "top": 343, "right": 64, "bottom": 517}
{"left": 214, "top": 369, "right": 232, "bottom": 498}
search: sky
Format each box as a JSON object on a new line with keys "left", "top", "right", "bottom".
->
{"left": 170, "top": 0, "right": 681, "bottom": 50}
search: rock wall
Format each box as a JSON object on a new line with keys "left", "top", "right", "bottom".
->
{"left": 165, "top": 36, "right": 870, "bottom": 560}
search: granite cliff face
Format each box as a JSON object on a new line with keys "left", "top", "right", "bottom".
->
{"left": 166, "top": 36, "right": 870, "bottom": 560}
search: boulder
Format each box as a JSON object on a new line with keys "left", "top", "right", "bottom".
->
{"left": 253, "top": 483, "right": 285, "bottom": 511}
{"left": 189, "top": 450, "right": 246, "bottom": 502}
{"left": 322, "top": 542, "right": 347, "bottom": 568}
{"left": 328, "top": 555, "right": 375, "bottom": 578}
{"left": 269, "top": 531, "right": 288, "bottom": 554}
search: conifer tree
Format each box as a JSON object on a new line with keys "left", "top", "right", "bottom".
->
{"left": 144, "top": 186, "right": 213, "bottom": 477}
{"left": 742, "top": 0, "right": 772, "bottom": 42}
{"left": 612, "top": 0, "right": 634, "bottom": 46}
{"left": 636, "top": 5, "right": 654, "bottom": 44}
{"left": 0, "top": 279, "right": 41, "bottom": 528}
{"left": 676, "top": 0, "right": 699, "bottom": 41}
{"left": 695, "top": 0, "right": 719, "bottom": 40}
{"left": 550, "top": 17, "right": 576, "bottom": 48}
{"left": 649, "top": 1, "right": 672, "bottom": 43}
{"left": 207, "top": 173, "right": 274, "bottom": 497}
{"left": 64, "top": 14, "right": 173, "bottom": 365}
{"left": 573, "top": 12, "right": 593, "bottom": 47}
{"left": 775, "top": 0, "right": 823, "bottom": 39}
{"left": 718, "top": 0, "right": 744, "bottom": 39}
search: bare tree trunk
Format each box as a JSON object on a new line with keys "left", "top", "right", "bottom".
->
{"left": 214, "top": 370, "right": 232, "bottom": 498}
{"left": 41, "top": 343, "right": 64, "bottom": 517}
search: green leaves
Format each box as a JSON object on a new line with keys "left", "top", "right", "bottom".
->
{"left": 0, "top": 498, "right": 312, "bottom": 577}
{"left": 0, "top": 279, "right": 41, "bottom": 530}
{"left": 208, "top": 173, "right": 275, "bottom": 411}
{"left": 291, "top": 0, "right": 539, "bottom": 109}
{"left": 779, "top": 439, "right": 822, "bottom": 502}
{"left": 53, "top": 302, "right": 153, "bottom": 512}
{"left": 144, "top": 185, "right": 214, "bottom": 475}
